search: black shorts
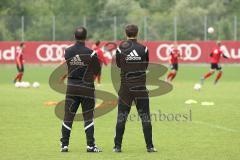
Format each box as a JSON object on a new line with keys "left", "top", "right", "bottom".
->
{"left": 17, "top": 65, "right": 24, "bottom": 72}
{"left": 170, "top": 63, "right": 178, "bottom": 71}
{"left": 211, "top": 63, "right": 222, "bottom": 70}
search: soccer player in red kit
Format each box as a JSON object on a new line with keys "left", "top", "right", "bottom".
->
{"left": 166, "top": 44, "right": 181, "bottom": 82}
{"left": 13, "top": 42, "right": 25, "bottom": 83}
{"left": 200, "top": 41, "right": 229, "bottom": 85}
{"left": 92, "top": 40, "right": 107, "bottom": 84}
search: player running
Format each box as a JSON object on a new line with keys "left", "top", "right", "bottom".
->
{"left": 92, "top": 40, "right": 107, "bottom": 85}
{"left": 200, "top": 41, "right": 229, "bottom": 85}
{"left": 166, "top": 44, "right": 181, "bottom": 82}
{"left": 60, "top": 27, "right": 102, "bottom": 153}
{"left": 113, "top": 24, "right": 157, "bottom": 153}
{"left": 13, "top": 42, "right": 25, "bottom": 83}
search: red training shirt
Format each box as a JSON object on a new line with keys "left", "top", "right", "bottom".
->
{"left": 16, "top": 47, "right": 24, "bottom": 66}
{"left": 210, "top": 48, "right": 223, "bottom": 64}
{"left": 93, "top": 46, "right": 107, "bottom": 65}
{"left": 169, "top": 48, "right": 180, "bottom": 64}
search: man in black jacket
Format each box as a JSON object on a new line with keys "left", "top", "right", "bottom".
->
{"left": 113, "top": 24, "right": 157, "bottom": 153}
{"left": 60, "top": 27, "right": 102, "bottom": 153}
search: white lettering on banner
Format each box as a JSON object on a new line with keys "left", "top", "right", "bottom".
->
{"left": 220, "top": 45, "right": 240, "bottom": 59}
{"left": 0, "top": 46, "right": 16, "bottom": 61}
{"left": 156, "top": 44, "right": 202, "bottom": 61}
{"left": 36, "top": 44, "right": 70, "bottom": 62}
{"left": 231, "top": 48, "right": 240, "bottom": 59}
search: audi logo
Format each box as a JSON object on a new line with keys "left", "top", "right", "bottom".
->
{"left": 36, "top": 44, "right": 71, "bottom": 62}
{"left": 156, "top": 44, "right": 202, "bottom": 61}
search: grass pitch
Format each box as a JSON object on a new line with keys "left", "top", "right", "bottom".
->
{"left": 0, "top": 64, "right": 239, "bottom": 160}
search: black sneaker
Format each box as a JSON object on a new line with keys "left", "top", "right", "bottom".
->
{"left": 147, "top": 147, "right": 157, "bottom": 153}
{"left": 87, "top": 145, "right": 102, "bottom": 152}
{"left": 61, "top": 146, "right": 68, "bottom": 152}
{"left": 113, "top": 146, "right": 122, "bottom": 152}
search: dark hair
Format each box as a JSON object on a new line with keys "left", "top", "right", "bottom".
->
{"left": 20, "top": 42, "right": 24, "bottom": 47}
{"left": 95, "top": 40, "right": 101, "bottom": 46}
{"left": 125, "top": 24, "right": 138, "bottom": 38}
{"left": 217, "top": 40, "right": 221, "bottom": 46}
{"left": 74, "top": 27, "right": 87, "bottom": 40}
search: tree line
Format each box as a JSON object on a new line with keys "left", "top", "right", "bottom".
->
{"left": 0, "top": 0, "right": 239, "bottom": 41}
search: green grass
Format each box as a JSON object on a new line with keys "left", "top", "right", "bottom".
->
{"left": 0, "top": 64, "right": 240, "bottom": 160}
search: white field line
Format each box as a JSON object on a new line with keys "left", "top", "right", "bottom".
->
{"left": 192, "top": 120, "right": 239, "bottom": 133}
{"left": 151, "top": 111, "right": 239, "bottom": 133}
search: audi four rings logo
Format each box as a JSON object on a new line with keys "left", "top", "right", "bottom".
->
{"left": 36, "top": 44, "right": 71, "bottom": 62}
{"left": 36, "top": 43, "right": 202, "bottom": 62}
{"left": 156, "top": 44, "right": 202, "bottom": 61}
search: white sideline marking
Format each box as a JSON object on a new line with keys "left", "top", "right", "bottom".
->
{"left": 148, "top": 111, "right": 239, "bottom": 133}
{"left": 192, "top": 121, "right": 239, "bottom": 133}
